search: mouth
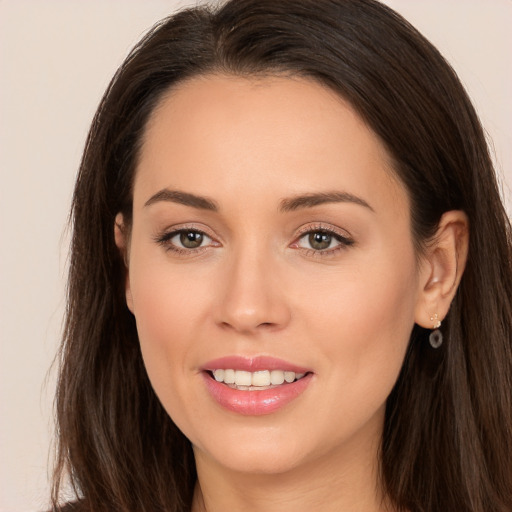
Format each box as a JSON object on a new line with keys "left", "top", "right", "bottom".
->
{"left": 201, "top": 356, "right": 313, "bottom": 415}
{"left": 207, "top": 369, "right": 308, "bottom": 391}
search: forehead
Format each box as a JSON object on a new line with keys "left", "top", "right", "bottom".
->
{"left": 134, "top": 74, "right": 408, "bottom": 216}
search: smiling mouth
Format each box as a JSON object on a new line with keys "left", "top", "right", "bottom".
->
{"left": 208, "top": 369, "right": 308, "bottom": 391}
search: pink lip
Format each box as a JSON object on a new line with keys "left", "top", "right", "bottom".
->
{"left": 201, "top": 356, "right": 313, "bottom": 416}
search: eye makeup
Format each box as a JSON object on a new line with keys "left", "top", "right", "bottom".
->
{"left": 290, "top": 222, "right": 355, "bottom": 258}
{"left": 153, "top": 223, "right": 221, "bottom": 256}
{"left": 153, "top": 220, "right": 355, "bottom": 260}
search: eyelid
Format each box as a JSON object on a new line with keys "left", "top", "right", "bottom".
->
{"left": 155, "top": 222, "right": 218, "bottom": 239}
{"left": 153, "top": 221, "right": 353, "bottom": 256}
{"left": 294, "top": 222, "right": 352, "bottom": 239}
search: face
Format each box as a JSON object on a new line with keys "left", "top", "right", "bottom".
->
{"left": 120, "top": 75, "right": 427, "bottom": 477}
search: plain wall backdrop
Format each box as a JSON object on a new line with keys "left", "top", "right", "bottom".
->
{"left": 0, "top": 1, "right": 510, "bottom": 511}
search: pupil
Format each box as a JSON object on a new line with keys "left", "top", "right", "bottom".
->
{"left": 180, "top": 231, "right": 203, "bottom": 248}
{"left": 309, "top": 232, "right": 331, "bottom": 250}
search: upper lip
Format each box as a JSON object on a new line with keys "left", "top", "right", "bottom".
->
{"left": 201, "top": 355, "right": 311, "bottom": 374}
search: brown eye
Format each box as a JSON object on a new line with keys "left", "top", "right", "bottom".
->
{"left": 308, "top": 232, "right": 332, "bottom": 250}
{"left": 179, "top": 231, "right": 204, "bottom": 249}
{"left": 161, "top": 229, "right": 213, "bottom": 251}
{"left": 156, "top": 227, "right": 219, "bottom": 254}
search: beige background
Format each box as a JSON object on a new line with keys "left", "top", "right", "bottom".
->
{"left": 0, "top": 1, "right": 510, "bottom": 511}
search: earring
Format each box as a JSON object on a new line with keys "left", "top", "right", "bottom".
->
{"left": 429, "top": 313, "right": 443, "bottom": 348}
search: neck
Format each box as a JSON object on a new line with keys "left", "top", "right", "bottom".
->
{"left": 191, "top": 425, "right": 392, "bottom": 512}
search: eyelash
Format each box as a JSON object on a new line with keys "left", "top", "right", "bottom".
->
{"left": 154, "top": 226, "right": 218, "bottom": 255}
{"left": 292, "top": 224, "right": 355, "bottom": 257}
{"left": 154, "top": 223, "right": 354, "bottom": 257}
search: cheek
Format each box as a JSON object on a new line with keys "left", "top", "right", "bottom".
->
{"left": 127, "top": 253, "right": 212, "bottom": 410}
{"left": 129, "top": 239, "right": 213, "bottom": 342}
{"left": 298, "top": 250, "right": 418, "bottom": 407}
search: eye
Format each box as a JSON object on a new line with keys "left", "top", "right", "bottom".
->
{"left": 155, "top": 227, "right": 218, "bottom": 253}
{"left": 171, "top": 230, "right": 211, "bottom": 249}
{"left": 294, "top": 227, "right": 354, "bottom": 253}
{"left": 301, "top": 231, "right": 337, "bottom": 251}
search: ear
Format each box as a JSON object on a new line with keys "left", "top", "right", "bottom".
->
{"left": 414, "top": 210, "right": 469, "bottom": 328}
{"left": 114, "top": 213, "right": 134, "bottom": 313}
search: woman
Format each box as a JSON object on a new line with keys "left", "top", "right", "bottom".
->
{"left": 51, "top": 0, "right": 512, "bottom": 511}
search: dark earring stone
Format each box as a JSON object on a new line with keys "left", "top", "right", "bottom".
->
{"left": 429, "top": 329, "right": 443, "bottom": 348}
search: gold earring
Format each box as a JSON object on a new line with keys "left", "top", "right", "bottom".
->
{"left": 430, "top": 313, "right": 441, "bottom": 329}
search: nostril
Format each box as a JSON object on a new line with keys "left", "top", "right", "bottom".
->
{"left": 218, "top": 320, "right": 276, "bottom": 332}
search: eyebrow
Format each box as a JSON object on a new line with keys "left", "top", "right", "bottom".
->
{"left": 143, "top": 188, "right": 373, "bottom": 213}
{"left": 144, "top": 189, "right": 218, "bottom": 211}
{"left": 279, "top": 191, "right": 374, "bottom": 212}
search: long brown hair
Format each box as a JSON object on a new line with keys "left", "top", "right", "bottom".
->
{"left": 52, "top": 1, "right": 512, "bottom": 510}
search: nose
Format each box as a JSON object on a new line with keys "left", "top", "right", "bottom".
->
{"left": 215, "top": 246, "right": 292, "bottom": 334}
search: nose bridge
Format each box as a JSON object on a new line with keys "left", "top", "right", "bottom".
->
{"left": 216, "top": 237, "right": 290, "bottom": 333}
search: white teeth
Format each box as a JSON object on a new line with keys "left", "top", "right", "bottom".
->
{"left": 270, "top": 370, "right": 285, "bottom": 385}
{"left": 211, "top": 369, "right": 307, "bottom": 388}
{"left": 284, "top": 371, "right": 295, "bottom": 383}
{"left": 234, "top": 370, "right": 252, "bottom": 386}
{"left": 252, "top": 370, "right": 270, "bottom": 386}
{"left": 223, "top": 369, "right": 235, "bottom": 384}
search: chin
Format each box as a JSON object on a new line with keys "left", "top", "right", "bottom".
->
{"left": 189, "top": 418, "right": 325, "bottom": 476}
{"left": 199, "top": 443, "right": 308, "bottom": 476}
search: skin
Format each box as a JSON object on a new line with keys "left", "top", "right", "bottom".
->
{"left": 115, "top": 75, "right": 468, "bottom": 512}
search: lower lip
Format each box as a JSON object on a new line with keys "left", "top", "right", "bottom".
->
{"left": 202, "top": 372, "right": 313, "bottom": 415}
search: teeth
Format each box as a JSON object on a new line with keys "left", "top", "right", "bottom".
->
{"left": 284, "top": 371, "right": 295, "bottom": 383}
{"left": 224, "top": 369, "right": 235, "bottom": 384}
{"left": 270, "top": 370, "right": 285, "bottom": 385}
{"left": 213, "top": 369, "right": 224, "bottom": 382}
{"left": 252, "top": 370, "right": 270, "bottom": 386}
{"left": 235, "top": 370, "right": 252, "bottom": 386}
{"left": 211, "top": 369, "right": 307, "bottom": 388}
